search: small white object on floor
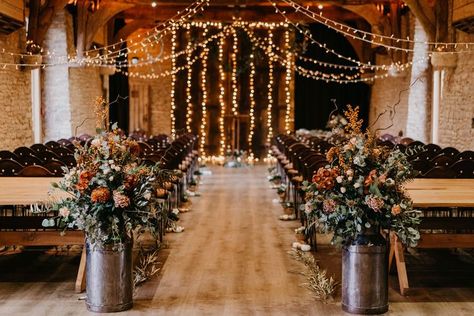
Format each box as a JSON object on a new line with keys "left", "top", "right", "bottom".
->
{"left": 291, "top": 242, "right": 311, "bottom": 252}
{"left": 179, "top": 208, "right": 191, "bottom": 213}
{"left": 272, "top": 198, "right": 280, "bottom": 204}
{"left": 279, "top": 214, "right": 296, "bottom": 221}
{"left": 186, "top": 190, "right": 196, "bottom": 197}
{"left": 172, "top": 208, "right": 180, "bottom": 215}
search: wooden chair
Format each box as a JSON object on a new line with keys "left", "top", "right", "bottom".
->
{"left": 455, "top": 150, "right": 474, "bottom": 161}
{"left": 0, "top": 159, "right": 23, "bottom": 176}
{"left": 16, "top": 165, "right": 54, "bottom": 177}
{"left": 34, "top": 150, "right": 61, "bottom": 163}
{"left": 431, "top": 155, "right": 454, "bottom": 167}
{"left": 439, "top": 147, "right": 460, "bottom": 158}
{"left": 450, "top": 160, "right": 474, "bottom": 178}
{"left": 410, "top": 160, "right": 434, "bottom": 176}
{"left": 421, "top": 166, "right": 457, "bottom": 178}
{"left": 13, "top": 146, "right": 37, "bottom": 158}
{"left": 15, "top": 155, "right": 43, "bottom": 167}
{"left": 0, "top": 150, "right": 19, "bottom": 161}
{"left": 30, "top": 143, "right": 49, "bottom": 153}
{"left": 400, "top": 137, "right": 415, "bottom": 145}
{"left": 424, "top": 143, "right": 441, "bottom": 154}
{"left": 44, "top": 161, "right": 67, "bottom": 176}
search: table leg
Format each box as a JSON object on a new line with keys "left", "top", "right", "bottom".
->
{"left": 75, "top": 246, "right": 86, "bottom": 293}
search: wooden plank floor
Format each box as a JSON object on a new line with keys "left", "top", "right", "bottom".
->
{"left": 0, "top": 165, "right": 473, "bottom": 315}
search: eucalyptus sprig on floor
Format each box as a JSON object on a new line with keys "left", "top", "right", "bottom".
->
{"left": 289, "top": 249, "right": 338, "bottom": 302}
{"left": 133, "top": 246, "right": 162, "bottom": 289}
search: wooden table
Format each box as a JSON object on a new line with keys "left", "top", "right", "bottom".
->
{"left": 0, "top": 177, "right": 85, "bottom": 293}
{"left": 391, "top": 178, "right": 474, "bottom": 295}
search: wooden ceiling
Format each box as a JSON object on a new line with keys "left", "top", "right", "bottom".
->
{"left": 111, "top": 0, "right": 396, "bottom": 25}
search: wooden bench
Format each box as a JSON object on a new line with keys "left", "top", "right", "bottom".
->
{"left": 390, "top": 179, "right": 474, "bottom": 295}
{"left": 0, "top": 177, "right": 86, "bottom": 293}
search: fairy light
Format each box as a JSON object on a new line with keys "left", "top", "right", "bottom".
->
{"left": 270, "top": 0, "right": 474, "bottom": 54}
{"left": 199, "top": 27, "right": 209, "bottom": 156}
{"left": 185, "top": 25, "right": 194, "bottom": 133}
{"left": 231, "top": 28, "right": 239, "bottom": 116}
{"left": 284, "top": 29, "right": 292, "bottom": 134}
{"left": 218, "top": 33, "right": 227, "bottom": 157}
{"left": 248, "top": 50, "right": 256, "bottom": 158}
{"left": 170, "top": 26, "right": 177, "bottom": 137}
{"left": 266, "top": 27, "right": 275, "bottom": 149}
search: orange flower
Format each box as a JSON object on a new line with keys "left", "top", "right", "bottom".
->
{"left": 91, "top": 187, "right": 111, "bottom": 203}
{"left": 76, "top": 170, "right": 94, "bottom": 191}
{"left": 364, "top": 169, "right": 378, "bottom": 187}
{"left": 391, "top": 205, "right": 401, "bottom": 216}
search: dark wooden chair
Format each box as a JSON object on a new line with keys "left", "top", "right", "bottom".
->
{"left": 13, "top": 146, "right": 37, "bottom": 158}
{"left": 0, "top": 159, "right": 23, "bottom": 176}
{"left": 0, "top": 150, "right": 19, "bottom": 161}
{"left": 455, "top": 150, "right": 474, "bottom": 161}
{"left": 57, "top": 138, "right": 72, "bottom": 147}
{"left": 410, "top": 160, "right": 435, "bottom": 176}
{"left": 16, "top": 165, "right": 54, "bottom": 177}
{"left": 439, "top": 147, "right": 460, "bottom": 158}
{"left": 44, "top": 161, "right": 67, "bottom": 176}
{"left": 431, "top": 155, "right": 454, "bottom": 167}
{"left": 34, "top": 150, "right": 61, "bottom": 163}
{"left": 424, "top": 143, "right": 441, "bottom": 154}
{"left": 50, "top": 146, "right": 74, "bottom": 158}
{"left": 421, "top": 166, "right": 457, "bottom": 178}
{"left": 30, "top": 143, "right": 50, "bottom": 153}
{"left": 450, "top": 160, "right": 474, "bottom": 178}
{"left": 45, "top": 141, "right": 62, "bottom": 150}
{"left": 400, "top": 137, "right": 415, "bottom": 145}
{"left": 15, "top": 155, "right": 43, "bottom": 167}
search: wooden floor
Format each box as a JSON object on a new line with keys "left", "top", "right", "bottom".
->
{"left": 0, "top": 165, "right": 473, "bottom": 315}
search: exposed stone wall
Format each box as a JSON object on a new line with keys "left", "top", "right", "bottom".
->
{"left": 128, "top": 31, "right": 172, "bottom": 136}
{"left": 69, "top": 67, "right": 103, "bottom": 137}
{"left": 438, "top": 30, "right": 474, "bottom": 151}
{"left": 42, "top": 8, "right": 72, "bottom": 141}
{"left": 0, "top": 30, "right": 33, "bottom": 150}
{"left": 42, "top": 8, "right": 104, "bottom": 140}
{"left": 405, "top": 18, "right": 431, "bottom": 143}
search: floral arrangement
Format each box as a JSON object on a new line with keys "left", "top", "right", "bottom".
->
{"left": 304, "top": 106, "right": 420, "bottom": 247}
{"left": 44, "top": 126, "right": 174, "bottom": 247}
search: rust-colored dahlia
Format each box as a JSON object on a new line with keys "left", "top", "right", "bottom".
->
{"left": 76, "top": 170, "right": 94, "bottom": 191}
{"left": 91, "top": 187, "right": 111, "bottom": 203}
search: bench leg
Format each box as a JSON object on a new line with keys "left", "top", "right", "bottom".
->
{"left": 75, "top": 246, "right": 86, "bottom": 293}
{"left": 391, "top": 234, "right": 409, "bottom": 295}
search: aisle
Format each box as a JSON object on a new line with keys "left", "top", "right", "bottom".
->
{"left": 140, "top": 165, "right": 332, "bottom": 314}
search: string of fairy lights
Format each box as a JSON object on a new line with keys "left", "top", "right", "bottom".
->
{"left": 6, "top": 0, "right": 474, "bottom": 156}
{"left": 185, "top": 25, "right": 194, "bottom": 133}
{"left": 218, "top": 33, "right": 227, "bottom": 157}
{"left": 199, "top": 28, "right": 209, "bottom": 154}
{"left": 266, "top": 28, "right": 275, "bottom": 149}
{"left": 284, "top": 29, "right": 292, "bottom": 135}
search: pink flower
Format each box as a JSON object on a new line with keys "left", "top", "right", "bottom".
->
{"left": 323, "top": 199, "right": 337, "bottom": 213}
{"left": 59, "top": 207, "right": 70, "bottom": 217}
{"left": 366, "top": 195, "right": 384, "bottom": 212}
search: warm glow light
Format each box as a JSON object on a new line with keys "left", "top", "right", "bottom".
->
{"left": 151, "top": 1, "right": 157, "bottom": 8}
{"left": 266, "top": 27, "right": 274, "bottom": 151}
{"left": 185, "top": 25, "right": 194, "bottom": 133}
{"left": 199, "top": 27, "right": 209, "bottom": 156}
{"left": 218, "top": 32, "right": 227, "bottom": 156}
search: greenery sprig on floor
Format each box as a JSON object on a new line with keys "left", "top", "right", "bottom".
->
{"left": 289, "top": 249, "right": 338, "bottom": 302}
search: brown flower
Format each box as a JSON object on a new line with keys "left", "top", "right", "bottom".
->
{"left": 129, "top": 141, "right": 141, "bottom": 156}
{"left": 364, "top": 169, "right": 378, "bottom": 187}
{"left": 123, "top": 174, "right": 137, "bottom": 190}
{"left": 113, "top": 191, "right": 130, "bottom": 208}
{"left": 76, "top": 170, "right": 94, "bottom": 191}
{"left": 91, "top": 187, "right": 111, "bottom": 203}
{"left": 391, "top": 205, "right": 401, "bottom": 216}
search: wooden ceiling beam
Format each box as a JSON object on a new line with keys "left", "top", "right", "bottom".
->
{"left": 119, "top": 5, "right": 362, "bottom": 23}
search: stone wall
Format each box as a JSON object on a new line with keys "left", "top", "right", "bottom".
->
{"left": 42, "top": 8, "right": 104, "bottom": 141}
{"left": 128, "top": 31, "right": 172, "bottom": 136}
{"left": 438, "top": 30, "right": 474, "bottom": 151}
{"left": 69, "top": 67, "right": 103, "bottom": 137}
{"left": 0, "top": 30, "right": 33, "bottom": 150}
{"left": 42, "top": 8, "right": 72, "bottom": 140}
